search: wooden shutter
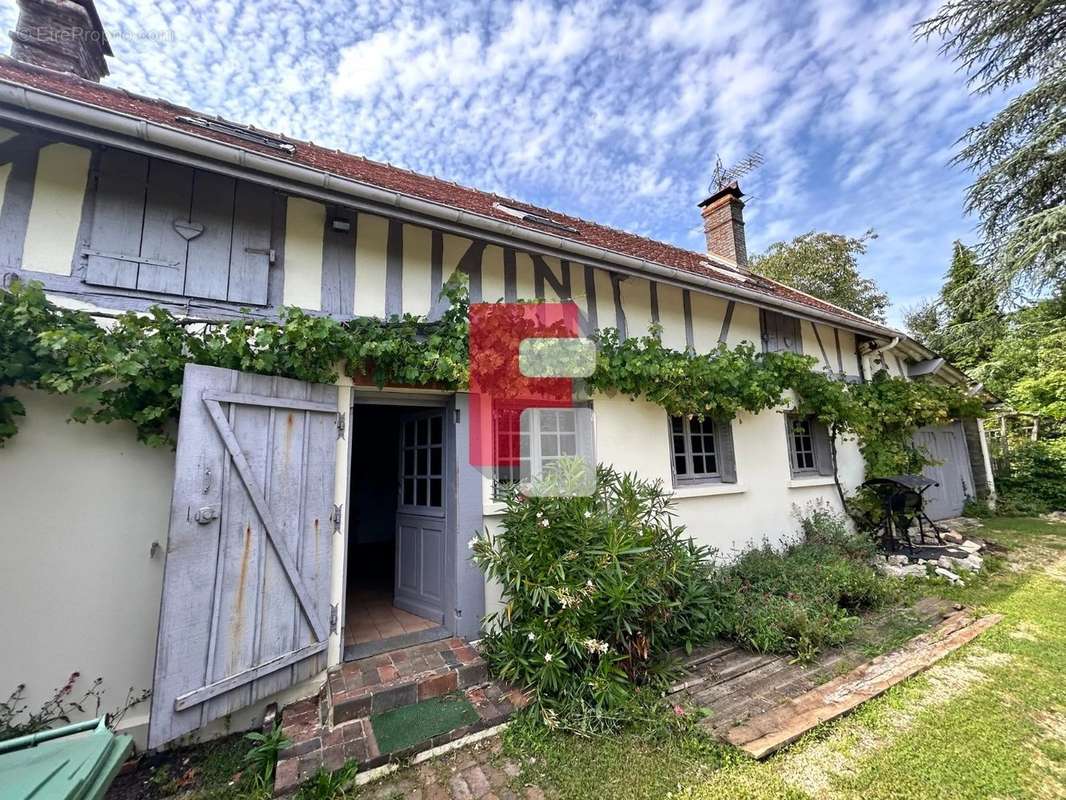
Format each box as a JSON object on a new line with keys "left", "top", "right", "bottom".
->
{"left": 227, "top": 181, "right": 274, "bottom": 305}
{"left": 812, "top": 419, "right": 835, "bottom": 476}
{"left": 85, "top": 151, "right": 274, "bottom": 304}
{"left": 760, "top": 310, "right": 803, "bottom": 355}
{"left": 147, "top": 364, "right": 339, "bottom": 749}
{"left": 184, "top": 171, "right": 237, "bottom": 300}
{"left": 84, "top": 149, "right": 149, "bottom": 289}
{"left": 137, "top": 159, "right": 194, "bottom": 295}
{"left": 716, "top": 418, "right": 738, "bottom": 483}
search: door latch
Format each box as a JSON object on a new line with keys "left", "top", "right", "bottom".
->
{"left": 244, "top": 247, "right": 276, "bottom": 263}
{"left": 329, "top": 604, "right": 339, "bottom": 634}
{"left": 194, "top": 505, "right": 220, "bottom": 525}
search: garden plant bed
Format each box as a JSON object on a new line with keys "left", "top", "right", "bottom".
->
{"left": 668, "top": 596, "right": 961, "bottom": 740}
{"left": 724, "top": 609, "right": 1003, "bottom": 758}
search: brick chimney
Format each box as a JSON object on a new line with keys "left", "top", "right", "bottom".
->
{"left": 698, "top": 182, "right": 747, "bottom": 267}
{"left": 10, "top": 0, "right": 112, "bottom": 82}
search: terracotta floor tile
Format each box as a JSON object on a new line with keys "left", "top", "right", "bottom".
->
{"left": 343, "top": 586, "right": 436, "bottom": 645}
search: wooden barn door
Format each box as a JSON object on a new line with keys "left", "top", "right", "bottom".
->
{"left": 914, "top": 422, "right": 975, "bottom": 520}
{"left": 148, "top": 364, "right": 339, "bottom": 748}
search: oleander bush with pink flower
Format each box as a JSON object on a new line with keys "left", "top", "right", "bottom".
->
{"left": 470, "top": 465, "right": 727, "bottom": 732}
{"left": 471, "top": 471, "right": 896, "bottom": 732}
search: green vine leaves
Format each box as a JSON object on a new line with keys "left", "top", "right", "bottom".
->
{"left": 0, "top": 277, "right": 982, "bottom": 478}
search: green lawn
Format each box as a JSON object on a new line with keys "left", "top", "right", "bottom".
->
{"left": 109, "top": 518, "right": 1066, "bottom": 800}
{"left": 509, "top": 517, "right": 1066, "bottom": 800}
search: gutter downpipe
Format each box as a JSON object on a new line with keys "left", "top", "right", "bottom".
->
{"left": 0, "top": 80, "right": 900, "bottom": 341}
{"left": 860, "top": 336, "right": 900, "bottom": 376}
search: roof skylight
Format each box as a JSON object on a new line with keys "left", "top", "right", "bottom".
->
{"left": 175, "top": 116, "right": 295, "bottom": 154}
{"left": 493, "top": 202, "right": 578, "bottom": 234}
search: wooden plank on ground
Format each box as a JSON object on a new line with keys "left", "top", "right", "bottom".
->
{"left": 726, "top": 611, "right": 1003, "bottom": 759}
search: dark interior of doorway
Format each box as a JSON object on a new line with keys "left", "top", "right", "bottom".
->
{"left": 344, "top": 404, "right": 448, "bottom": 661}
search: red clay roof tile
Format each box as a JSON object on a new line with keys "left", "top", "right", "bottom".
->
{"left": 0, "top": 57, "right": 886, "bottom": 332}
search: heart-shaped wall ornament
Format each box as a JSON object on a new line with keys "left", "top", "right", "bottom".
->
{"left": 173, "top": 220, "right": 205, "bottom": 240}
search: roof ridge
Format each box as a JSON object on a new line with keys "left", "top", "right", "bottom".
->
{"left": 0, "top": 56, "right": 722, "bottom": 272}
{"left": 0, "top": 56, "right": 885, "bottom": 332}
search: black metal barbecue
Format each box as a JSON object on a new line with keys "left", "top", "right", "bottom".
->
{"left": 860, "top": 475, "right": 946, "bottom": 553}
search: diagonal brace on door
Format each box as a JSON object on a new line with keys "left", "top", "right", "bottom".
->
{"left": 203, "top": 397, "right": 329, "bottom": 643}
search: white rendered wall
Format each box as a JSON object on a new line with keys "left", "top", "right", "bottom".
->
{"left": 0, "top": 390, "right": 327, "bottom": 749}
{"left": 482, "top": 388, "right": 866, "bottom": 617}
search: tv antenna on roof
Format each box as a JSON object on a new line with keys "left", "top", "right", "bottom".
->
{"left": 709, "top": 151, "right": 764, "bottom": 193}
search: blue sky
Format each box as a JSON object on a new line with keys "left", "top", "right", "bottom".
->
{"left": 2, "top": 0, "right": 1008, "bottom": 326}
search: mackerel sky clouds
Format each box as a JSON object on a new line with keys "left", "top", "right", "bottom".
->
{"left": 1, "top": 0, "right": 1009, "bottom": 325}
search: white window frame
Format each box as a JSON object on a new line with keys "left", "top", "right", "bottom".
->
{"left": 669, "top": 415, "right": 722, "bottom": 486}
{"left": 492, "top": 405, "right": 591, "bottom": 498}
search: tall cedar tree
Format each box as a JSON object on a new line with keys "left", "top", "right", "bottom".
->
{"left": 918, "top": 1, "right": 1066, "bottom": 302}
{"left": 750, "top": 230, "right": 890, "bottom": 323}
{"left": 904, "top": 241, "right": 1003, "bottom": 371}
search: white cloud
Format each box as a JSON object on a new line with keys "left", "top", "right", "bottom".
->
{"left": 0, "top": 0, "right": 1005, "bottom": 315}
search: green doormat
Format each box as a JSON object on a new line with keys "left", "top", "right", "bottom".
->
{"left": 370, "top": 695, "right": 480, "bottom": 755}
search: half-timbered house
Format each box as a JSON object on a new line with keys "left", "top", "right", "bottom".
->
{"left": 0, "top": 0, "right": 995, "bottom": 750}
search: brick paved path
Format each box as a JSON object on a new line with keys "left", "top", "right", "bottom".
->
{"left": 356, "top": 737, "right": 548, "bottom": 800}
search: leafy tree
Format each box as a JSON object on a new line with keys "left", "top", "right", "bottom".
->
{"left": 750, "top": 230, "right": 890, "bottom": 322}
{"left": 903, "top": 241, "right": 1003, "bottom": 370}
{"left": 984, "top": 294, "right": 1066, "bottom": 417}
{"left": 918, "top": 0, "right": 1066, "bottom": 302}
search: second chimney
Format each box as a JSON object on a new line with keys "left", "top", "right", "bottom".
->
{"left": 10, "top": 0, "right": 112, "bottom": 82}
{"left": 698, "top": 182, "right": 747, "bottom": 268}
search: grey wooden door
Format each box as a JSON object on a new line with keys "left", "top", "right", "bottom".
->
{"left": 148, "top": 364, "right": 339, "bottom": 748}
{"left": 394, "top": 412, "right": 446, "bottom": 623}
{"left": 914, "top": 422, "right": 975, "bottom": 520}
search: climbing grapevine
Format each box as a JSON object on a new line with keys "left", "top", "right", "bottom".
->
{"left": 0, "top": 278, "right": 982, "bottom": 480}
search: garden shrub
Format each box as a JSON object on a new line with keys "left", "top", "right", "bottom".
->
{"left": 995, "top": 439, "right": 1066, "bottom": 513}
{"left": 470, "top": 466, "right": 725, "bottom": 732}
{"left": 714, "top": 506, "right": 894, "bottom": 662}
{"left": 472, "top": 482, "right": 894, "bottom": 730}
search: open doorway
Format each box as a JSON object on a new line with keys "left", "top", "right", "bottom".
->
{"left": 344, "top": 403, "right": 450, "bottom": 661}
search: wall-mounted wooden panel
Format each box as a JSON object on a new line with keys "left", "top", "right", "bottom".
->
{"left": 137, "top": 159, "right": 193, "bottom": 295}
{"left": 319, "top": 206, "right": 356, "bottom": 316}
{"left": 22, "top": 143, "right": 91, "bottom": 276}
{"left": 84, "top": 148, "right": 149, "bottom": 289}
{"left": 185, "top": 171, "right": 236, "bottom": 300}
{"left": 228, "top": 182, "right": 274, "bottom": 306}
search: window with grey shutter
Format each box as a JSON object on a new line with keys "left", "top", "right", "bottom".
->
{"left": 760, "top": 309, "right": 803, "bottom": 354}
{"left": 786, "top": 412, "right": 835, "bottom": 477}
{"left": 669, "top": 415, "right": 737, "bottom": 485}
{"left": 84, "top": 151, "right": 274, "bottom": 305}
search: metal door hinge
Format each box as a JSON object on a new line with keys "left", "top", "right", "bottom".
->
{"left": 330, "top": 503, "right": 343, "bottom": 534}
{"left": 329, "top": 604, "right": 339, "bottom": 634}
{"left": 336, "top": 411, "right": 346, "bottom": 438}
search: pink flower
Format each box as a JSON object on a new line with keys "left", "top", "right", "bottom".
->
{"left": 673, "top": 704, "right": 685, "bottom": 717}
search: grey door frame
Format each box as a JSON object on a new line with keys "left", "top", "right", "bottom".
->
{"left": 341, "top": 390, "right": 484, "bottom": 654}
